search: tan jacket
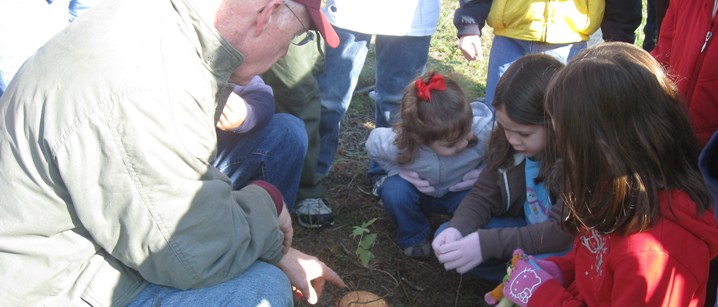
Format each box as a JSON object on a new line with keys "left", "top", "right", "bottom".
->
{"left": 0, "top": 0, "right": 283, "bottom": 305}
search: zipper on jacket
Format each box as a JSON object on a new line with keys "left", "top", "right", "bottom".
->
{"left": 701, "top": 32, "right": 713, "bottom": 53}
{"left": 705, "top": 0, "right": 718, "bottom": 53}
{"left": 502, "top": 170, "right": 511, "bottom": 213}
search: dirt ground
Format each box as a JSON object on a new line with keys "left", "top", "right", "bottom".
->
{"left": 291, "top": 95, "right": 497, "bottom": 307}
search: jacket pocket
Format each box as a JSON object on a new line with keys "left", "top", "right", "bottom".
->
{"left": 80, "top": 253, "right": 146, "bottom": 307}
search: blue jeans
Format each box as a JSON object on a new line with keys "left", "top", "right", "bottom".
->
{"left": 484, "top": 36, "right": 587, "bottom": 111}
{"left": 127, "top": 261, "right": 292, "bottom": 306}
{"left": 317, "top": 27, "right": 431, "bottom": 179}
{"left": 435, "top": 217, "right": 571, "bottom": 282}
{"left": 214, "top": 114, "right": 307, "bottom": 211}
{"left": 379, "top": 175, "right": 468, "bottom": 249}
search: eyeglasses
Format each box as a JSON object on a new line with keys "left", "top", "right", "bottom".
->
{"left": 284, "top": 2, "right": 314, "bottom": 46}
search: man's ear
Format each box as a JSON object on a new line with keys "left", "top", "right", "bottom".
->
{"left": 255, "top": 0, "right": 283, "bottom": 36}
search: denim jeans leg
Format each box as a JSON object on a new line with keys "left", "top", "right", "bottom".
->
{"left": 425, "top": 189, "right": 470, "bottom": 216}
{"left": 484, "top": 36, "right": 529, "bottom": 110}
{"left": 367, "top": 34, "right": 431, "bottom": 179}
{"left": 127, "top": 261, "right": 292, "bottom": 307}
{"left": 485, "top": 36, "right": 586, "bottom": 111}
{"left": 379, "top": 175, "right": 432, "bottom": 249}
{"left": 317, "top": 27, "right": 372, "bottom": 175}
{"left": 214, "top": 114, "right": 307, "bottom": 211}
{"left": 530, "top": 40, "right": 587, "bottom": 63}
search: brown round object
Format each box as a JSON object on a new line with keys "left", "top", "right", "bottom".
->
{"left": 336, "top": 290, "right": 389, "bottom": 307}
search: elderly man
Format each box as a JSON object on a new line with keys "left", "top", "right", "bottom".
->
{"left": 0, "top": 0, "right": 343, "bottom": 306}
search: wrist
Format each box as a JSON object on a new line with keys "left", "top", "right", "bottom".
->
{"left": 251, "top": 180, "right": 284, "bottom": 215}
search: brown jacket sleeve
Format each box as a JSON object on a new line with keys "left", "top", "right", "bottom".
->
{"left": 447, "top": 158, "right": 573, "bottom": 260}
{"left": 448, "top": 159, "right": 527, "bottom": 235}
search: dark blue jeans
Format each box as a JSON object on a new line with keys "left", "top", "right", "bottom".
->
{"left": 379, "top": 175, "right": 468, "bottom": 249}
{"left": 214, "top": 113, "right": 307, "bottom": 211}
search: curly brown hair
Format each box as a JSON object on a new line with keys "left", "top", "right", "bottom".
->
{"left": 393, "top": 72, "right": 475, "bottom": 165}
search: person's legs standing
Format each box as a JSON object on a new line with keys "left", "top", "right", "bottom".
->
{"left": 127, "top": 261, "right": 292, "bottom": 306}
{"left": 484, "top": 36, "right": 530, "bottom": 111}
{"left": 317, "top": 27, "right": 372, "bottom": 175}
{"left": 263, "top": 38, "right": 334, "bottom": 228}
{"left": 214, "top": 113, "right": 307, "bottom": 210}
{"left": 485, "top": 36, "right": 585, "bottom": 112}
{"left": 533, "top": 40, "right": 587, "bottom": 64}
{"left": 367, "top": 34, "right": 431, "bottom": 181}
{"left": 643, "top": 0, "right": 657, "bottom": 51}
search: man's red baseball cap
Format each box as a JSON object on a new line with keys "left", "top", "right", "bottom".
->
{"left": 294, "top": 0, "right": 340, "bottom": 48}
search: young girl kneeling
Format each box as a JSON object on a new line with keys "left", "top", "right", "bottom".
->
{"left": 501, "top": 42, "right": 718, "bottom": 306}
{"left": 432, "top": 54, "right": 572, "bottom": 281}
{"left": 365, "top": 72, "right": 493, "bottom": 258}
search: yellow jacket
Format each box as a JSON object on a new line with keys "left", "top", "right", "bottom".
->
{"left": 455, "top": 0, "right": 605, "bottom": 44}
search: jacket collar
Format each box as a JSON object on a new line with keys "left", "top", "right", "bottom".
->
{"left": 171, "top": 0, "right": 245, "bottom": 82}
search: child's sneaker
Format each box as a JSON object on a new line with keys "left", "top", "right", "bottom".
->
{"left": 403, "top": 240, "right": 431, "bottom": 259}
{"left": 294, "top": 198, "right": 334, "bottom": 229}
{"left": 371, "top": 175, "right": 387, "bottom": 197}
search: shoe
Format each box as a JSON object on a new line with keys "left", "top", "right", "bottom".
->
{"left": 403, "top": 240, "right": 431, "bottom": 259}
{"left": 371, "top": 175, "right": 387, "bottom": 198}
{"left": 368, "top": 89, "right": 378, "bottom": 102}
{"left": 294, "top": 198, "right": 334, "bottom": 229}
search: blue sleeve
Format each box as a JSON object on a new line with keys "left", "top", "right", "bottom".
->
{"left": 453, "top": 0, "right": 493, "bottom": 38}
{"left": 699, "top": 131, "right": 718, "bottom": 216}
{"left": 231, "top": 76, "right": 275, "bottom": 134}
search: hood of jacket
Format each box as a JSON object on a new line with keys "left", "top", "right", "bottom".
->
{"left": 660, "top": 190, "right": 718, "bottom": 258}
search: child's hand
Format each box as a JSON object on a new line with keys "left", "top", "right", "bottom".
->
{"left": 432, "top": 227, "right": 463, "bottom": 258}
{"left": 434, "top": 231, "right": 483, "bottom": 273}
{"left": 398, "top": 170, "right": 435, "bottom": 194}
{"left": 216, "top": 92, "right": 249, "bottom": 131}
{"left": 449, "top": 167, "right": 483, "bottom": 192}
{"left": 503, "top": 255, "right": 554, "bottom": 307}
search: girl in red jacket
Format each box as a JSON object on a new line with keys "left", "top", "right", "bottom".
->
{"left": 500, "top": 42, "right": 718, "bottom": 307}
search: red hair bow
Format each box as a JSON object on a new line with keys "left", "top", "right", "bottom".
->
{"left": 415, "top": 73, "right": 446, "bottom": 102}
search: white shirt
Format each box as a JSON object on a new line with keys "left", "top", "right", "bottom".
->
{"left": 323, "top": 0, "right": 440, "bottom": 36}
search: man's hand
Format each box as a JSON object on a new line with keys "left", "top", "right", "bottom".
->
{"left": 216, "top": 91, "right": 249, "bottom": 131}
{"left": 458, "top": 35, "right": 483, "bottom": 61}
{"left": 277, "top": 204, "right": 292, "bottom": 254}
{"left": 434, "top": 231, "right": 483, "bottom": 273}
{"left": 277, "top": 248, "right": 346, "bottom": 304}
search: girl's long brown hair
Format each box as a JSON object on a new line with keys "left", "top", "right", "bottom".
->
{"left": 544, "top": 42, "right": 711, "bottom": 235}
{"left": 486, "top": 54, "right": 564, "bottom": 179}
{"left": 394, "top": 72, "right": 475, "bottom": 164}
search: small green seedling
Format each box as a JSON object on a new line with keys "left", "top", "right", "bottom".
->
{"left": 351, "top": 218, "right": 378, "bottom": 267}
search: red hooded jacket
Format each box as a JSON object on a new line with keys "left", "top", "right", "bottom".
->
{"left": 529, "top": 190, "right": 718, "bottom": 306}
{"left": 651, "top": 0, "right": 718, "bottom": 146}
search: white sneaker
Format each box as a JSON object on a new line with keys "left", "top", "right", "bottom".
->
{"left": 371, "top": 175, "right": 387, "bottom": 198}
{"left": 294, "top": 198, "right": 334, "bottom": 228}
